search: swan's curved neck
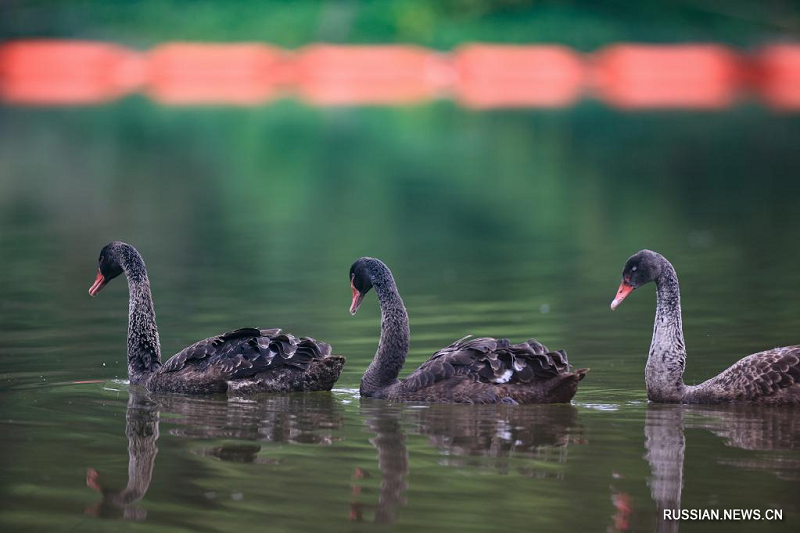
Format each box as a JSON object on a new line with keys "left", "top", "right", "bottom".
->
{"left": 361, "top": 262, "right": 409, "bottom": 397}
{"left": 120, "top": 247, "right": 162, "bottom": 380}
{"left": 646, "top": 259, "right": 687, "bottom": 402}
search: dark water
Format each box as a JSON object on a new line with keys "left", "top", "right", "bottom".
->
{"left": 1, "top": 101, "right": 799, "bottom": 532}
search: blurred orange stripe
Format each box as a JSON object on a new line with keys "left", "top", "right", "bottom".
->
{"left": 454, "top": 45, "right": 584, "bottom": 108}
{"left": 592, "top": 45, "right": 740, "bottom": 109}
{"left": 0, "top": 40, "right": 144, "bottom": 104}
{"left": 1, "top": 40, "right": 799, "bottom": 110}
{"left": 295, "top": 45, "right": 441, "bottom": 105}
{"left": 755, "top": 45, "right": 800, "bottom": 110}
{"left": 147, "top": 43, "right": 285, "bottom": 105}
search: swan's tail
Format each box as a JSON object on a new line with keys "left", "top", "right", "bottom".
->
{"left": 304, "top": 356, "right": 346, "bottom": 391}
{"left": 549, "top": 368, "right": 589, "bottom": 403}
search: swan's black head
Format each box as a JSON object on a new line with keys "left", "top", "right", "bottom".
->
{"left": 89, "top": 242, "right": 126, "bottom": 297}
{"left": 610, "top": 249, "right": 664, "bottom": 310}
{"left": 349, "top": 257, "right": 374, "bottom": 315}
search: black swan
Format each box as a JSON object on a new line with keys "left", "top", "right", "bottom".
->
{"left": 349, "top": 257, "right": 587, "bottom": 403}
{"left": 88, "top": 242, "right": 344, "bottom": 395}
{"left": 610, "top": 250, "right": 800, "bottom": 404}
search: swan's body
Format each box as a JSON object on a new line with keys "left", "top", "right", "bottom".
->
{"left": 89, "top": 242, "right": 344, "bottom": 395}
{"left": 143, "top": 327, "right": 344, "bottom": 395}
{"left": 611, "top": 250, "right": 800, "bottom": 405}
{"left": 349, "top": 257, "right": 586, "bottom": 404}
{"left": 364, "top": 335, "right": 584, "bottom": 404}
{"left": 678, "top": 347, "right": 800, "bottom": 404}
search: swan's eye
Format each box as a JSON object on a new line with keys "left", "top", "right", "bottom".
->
{"left": 631, "top": 266, "right": 638, "bottom": 272}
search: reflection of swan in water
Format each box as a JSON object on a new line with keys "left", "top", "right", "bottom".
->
{"left": 685, "top": 405, "right": 799, "bottom": 451}
{"left": 85, "top": 392, "right": 158, "bottom": 520}
{"left": 86, "top": 391, "right": 345, "bottom": 520}
{"left": 350, "top": 404, "right": 408, "bottom": 524}
{"left": 644, "top": 406, "right": 685, "bottom": 533}
{"left": 641, "top": 404, "right": 800, "bottom": 533}
{"left": 684, "top": 405, "right": 800, "bottom": 481}
{"left": 409, "top": 403, "right": 583, "bottom": 476}
{"left": 348, "top": 403, "right": 583, "bottom": 524}
{"left": 192, "top": 443, "right": 281, "bottom": 465}
{"left": 155, "top": 392, "right": 344, "bottom": 446}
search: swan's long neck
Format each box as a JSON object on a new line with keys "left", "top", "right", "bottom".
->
{"left": 361, "top": 262, "right": 410, "bottom": 397}
{"left": 645, "top": 259, "right": 687, "bottom": 402}
{"left": 121, "top": 247, "right": 162, "bottom": 381}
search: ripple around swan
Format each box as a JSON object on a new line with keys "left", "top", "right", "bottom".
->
{"left": 4, "top": 385, "right": 799, "bottom": 532}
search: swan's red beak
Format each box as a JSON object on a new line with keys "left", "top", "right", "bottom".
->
{"left": 86, "top": 468, "right": 102, "bottom": 492}
{"left": 350, "top": 282, "right": 364, "bottom": 315}
{"left": 610, "top": 281, "right": 634, "bottom": 310}
{"left": 88, "top": 269, "right": 107, "bottom": 297}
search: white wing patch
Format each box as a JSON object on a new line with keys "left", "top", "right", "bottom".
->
{"left": 492, "top": 369, "right": 513, "bottom": 384}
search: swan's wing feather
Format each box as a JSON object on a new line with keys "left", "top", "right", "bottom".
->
{"left": 160, "top": 328, "right": 331, "bottom": 379}
{"left": 401, "top": 336, "right": 570, "bottom": 392}
{"left": 706, "top": 347, "right": 800, "bottom": 400}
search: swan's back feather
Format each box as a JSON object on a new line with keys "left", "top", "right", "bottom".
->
{"left": 687, "top": 346, "right": 800, "bottom": 403}
{"left": 160, "top": 327, "right": 333, "bottom": 380}
{"left": 401, "top": 336, "right": 572, "bottom": 393}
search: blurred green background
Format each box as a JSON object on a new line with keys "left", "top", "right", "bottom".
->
{"left": 3, "top": 0, "right": 799, "bottom": 48}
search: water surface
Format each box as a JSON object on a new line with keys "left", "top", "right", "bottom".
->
{"left": 1, "top": 101, "right": 799, "bottom": 531}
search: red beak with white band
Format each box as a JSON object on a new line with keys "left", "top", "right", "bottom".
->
{"left": 350, "top": 278, "right": 365, "bottom": 315}
{"left": 88, "top": 269, "right": 108, "bottom": 297}
{"left": 610, "top": 279, "right": 635, "bottom": 310}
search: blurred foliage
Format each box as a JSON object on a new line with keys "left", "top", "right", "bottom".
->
{"left": 2, "top": 0, "right": 799, "bottom": 49}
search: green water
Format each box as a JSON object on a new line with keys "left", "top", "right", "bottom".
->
{"left": 1, "top": 101, "right": 799, "bottom": 532}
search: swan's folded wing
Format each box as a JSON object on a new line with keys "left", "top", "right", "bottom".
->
{"left": 160, "top": 328, "right": 331, "bottom": 379}
{"left": 707, "top": 347, "right": 800, "bottom": 400}
{"left": 401, "top": 336, "right": 571, "bottom": 392}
